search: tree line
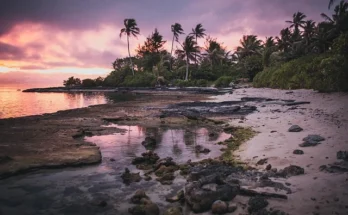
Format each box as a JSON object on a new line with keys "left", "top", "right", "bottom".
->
{"left": 64, "top": 0, "right": 348, "bottom": 91}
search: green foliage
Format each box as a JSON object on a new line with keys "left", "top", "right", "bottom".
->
{"left": 253, "top": 53, "right": 348, "bottom": 92}
{"left": 121, "top": 72, "right": 156, "bottom": 87}
{"left": 82, "top": 79, "right": 96, "bottom": 87}
{"left": 242, "top": 55, "right": 263, "bottom": 81}
{"left": 214, "top": 76, "right": 234, "bottom": 88}
{"left": 333, "top": 32, "right": 348, "bottom": 56}
{"left": 63, "top": 76, "right": 81, "bottom": 87}
{"left": 104, "top": 66, "right": 132, "bottom": 87}
{"left": 173, "top": 79, "right": 211, "bottom": 87}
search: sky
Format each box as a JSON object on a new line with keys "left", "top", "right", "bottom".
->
{"left": 0, "top": 0, "right": 332, "bottom": 86}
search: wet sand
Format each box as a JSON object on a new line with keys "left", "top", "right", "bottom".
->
{"left": 218, "top": 88, "right": 348, "bottom": 214}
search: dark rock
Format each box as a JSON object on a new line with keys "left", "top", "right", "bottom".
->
{"left": 130, "top": 190, "right": 148, "bottom": 204}
{"left": 277, "top": 165, "right": 304, "bottom": 177}
{"left": 154, "top": 157, "right": 176, "bottom": 171}
{"left": 288, "top": 125, "right": 303, "bottom": 132}
{"left": 265, "top": 164, "right": 272, "bottom": 171}
{"left": 211, "top": 200, "right": 228, "bottom": 214}
{"left": 299, "top": 140, "right": 320, "bottom": 147}
{"left": 141, "top": 137, "right": 157, "bottom": 149}
{"left": 128, "top": 199, "right": 160, "bottom": 215}
{"left": 227, "top": 203, "right": 237, "bottom": 213}
{"left": 121, "top": 168, "right": 142, "bottom": 185}
{"left": 271, "top": 168, "right": 278, "bottom": 173}
{"left": 157, "top": 173, "right": 175, "bottom": 185}
{"left": 270, "top": 130, "right": 277, "bottom": 133}
{"left": 303, "top": 135, "right": 325, "bottom": 142}
{"left": 144, "top": 175, "right": 152, "bottom": 181}
{"left": 0, "top": 156, "right": 12, "bottom": 164}
{"left": 248, "top": 196, "right": 269, "bottom": 213}
{"left": 132, "top": 151, "right": 160, "bottom": 166}
{"left": 293, "top": 149, "right": 304, "bottom": 155}
{"left": 155, "top": 165, "right": 179, "bottom": 177}
{"left": 163, "top": 207, "right": 183, "bottom": 215}
{"left": 110, "top": 158, "right": 115, "bottom": 162}
{"left": 337, "top": 151, "right": 348, "bottom": 161}
{"left": 98, "top": 200, "right": 107, "bottom": 207}
{"left": 166, "top": 190, "right": 184, "bottom": 203}
{"left": 257, "top": 158, "right": 268, "bottom": 165}
{"left": 195, "top": 145, "right": 211, "bottom": 154}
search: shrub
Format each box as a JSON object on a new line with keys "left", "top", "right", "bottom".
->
{"left": 81, "top": 79, "right": 96, "bottom": 87}
{"left": 214, "top": 76, "right": 234, "bottom": 88}
{"left": 333, "top": 32, "right": 348, "bottom": 56}
{"left": 121, "top": 72, "right": 156, "bottom": 87}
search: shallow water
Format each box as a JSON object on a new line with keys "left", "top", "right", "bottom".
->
{"left": 0, "top": 125, "right": 229, "bottom": 215}
{"left": 0, "top": 86, "right": 136, "bottom": 119}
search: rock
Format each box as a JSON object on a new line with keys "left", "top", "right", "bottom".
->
{"left": 271, "top": 168, "right": 278, "bottom": 173}
{"left": 128, "top": 200, "right": 160, "bottom": 215}
{"left": 144, "top": 175, "right": 152, "bottom": 181}
{"left": 227, "top": 203, "right": 237, "bottom": 213}
{"left": 98, "top": 200, "right": 107, "bottom": 207}
{"left": 132, "top": 151, "right": 160, "bottom": 165}
{"left": 110, "top": 158, "right": 115, "bottom": 162}
{"left": 288, "top": 125, "right": 303, "bottom": 132}
{"left": 337, "top": 151, "right": 348, "bottom": 161}
{"left": 299, "top": 140, "right": 321, "bottom": 147}
{"left": 195, "top": 145, "right": 211, "bottom": 154}
{"left": 141, "top": 137, "right": 157, "bottom": 149}
{"left": 163, "top": 207, "right": 183, "bottom": 215}
{"left": 155, "top": 165, "right": 179, "bottom": 177}
{"left": 202, "top": 183, "right": 218, "bottom": 191}
{"left": 293, "top": 149, "right": 304, "bottom": 155}
{"left": 154, "top": 157, "right": 176, "bottom": 171}
{"left": 248, "top": 196, "right": 269, "bottom": 213}
{"left": 257, "top": 158, "right": 268, "bottom": 165}
{"left": 0, "top": 155, "right": 12, "bottom": 164}
{"left": 121, "top": 168, "right": 142, "bottom": 185}
{"left": 166, "top": 190, "right": 184, "bottom": 203}
{"left": 211, "top": 200, "right": 228, "bottom": 214}
{"left": 277, "top": 165, "right": 304, "bottom": 177}
{"left": 265, "top": 164, "right": 272, "bottom": 171}
{"left": 157, "top": 173, "right": 175, "bottom": 185}
{"left": 303, "top": 135, "right": 325, "bottom": 142}
{"left": 130, "top": 189, "right": 148, "bottom": 204}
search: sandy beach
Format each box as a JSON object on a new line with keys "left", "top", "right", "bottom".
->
{"left": 217, "top": 88, "right": 348, "bottom": 214}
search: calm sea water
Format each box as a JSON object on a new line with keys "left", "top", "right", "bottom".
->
{"left": 0, "top": 84, "right": 133, "bottom": 119}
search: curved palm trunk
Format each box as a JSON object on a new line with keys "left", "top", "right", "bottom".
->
{"left": 195, "top": 36, "right": 198, "bottom": 67}
{"left": 185, "top": 55, "right": 189, "bottom": 81}
{"left": 127, "top": 35, "right": 135, "bottom": 76}
{"left": 170, "top": 34, "right": 175, "bottom": 71}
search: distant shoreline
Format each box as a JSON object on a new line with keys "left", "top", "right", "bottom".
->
{"left": 22, "top": 86, "right": 231, "bottom": 94}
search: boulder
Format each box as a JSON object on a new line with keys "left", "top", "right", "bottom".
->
{"left": 248, "top": 196, "right": 269, "bottom": 213}
{"left": 299, "top": 140, "right": 321, "bottom": 147}
{"left": 211, "top": 200, "right": 228, "bottom": 214}
{"left": 257, "top": 158, "right": 268, "bottom": 165}
{"left": 277, "top": 165, "right": 304, "bottom": 177}
{"left": 265, "top": 164, "right": 272, "bottom": 171}
{"left": 303, "top": 135, "right": 325, "bottom": 142}
{"left": 163, "top": 207, "right": 183, "bottom": 215}
{"left": 132, "top": 151, "right": 160, "bottom": 165}
{"left": 227, "top": 203, "right": 237, "bottom": 213}
{"left": 337, "top": 151, "right": 348, "bottom": 161}
{"left": 130, "top": 190, "right": 149, "bottom": 204}
{"left": 141, "top": 137, "right": 157, "bottom": 149}
{"left": 293, "top": 149, "right": 304, "bottom": 155}
{"left": 288, "top": 125, "right": 303, "bottom": 132}
{"left": 121, "top": 168, "right": 142, "bottom": 185}
{"left": 166, "top": 190, "right": 184, "bottom": 203}
{"left": 128, "top": 200, "right": 159, "bottom": 215}
{"left": 156, "top": 173, "right": 175, "bottom": 185}
{"left": 195, "top": 145, "right": 211, "bottom": 154}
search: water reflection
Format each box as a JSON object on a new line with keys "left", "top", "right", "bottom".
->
{"left": 0, "top": 89, "right": 138, "bottom": 118}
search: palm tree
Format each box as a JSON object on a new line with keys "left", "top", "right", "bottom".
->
{"left": 262, "top": 37, "right": 277, "bottom": 67}
{"left": 190, "top": 24, "right": 206, "bottom": 66}
{"left": 276, "top": 28, "right": 292, "bottom": 52}
{"left": 170, "top": 23, "right": 184, "bottom": 70}
{"left": 329, "top": 0, "right": 337, "bottom": 9}
{"left": 175, "top": 35, "right": 200, "bottom": 80}
{"left": 236, "top": 35, "right": 263, "bottom": 58}
{"left": 286, "top": 12, "right": 307, "bottom": 39}
{"left": 321, "top": 0, "right": 348, "bottom": 34}
{"left": 120, "top": 18, "right": 140, "bottom": 76}
{"left": 202, "top": 37, "right": 226, "bottom": 69}
{"left": 303, "top": 20, "right": 316, "bottom": 45}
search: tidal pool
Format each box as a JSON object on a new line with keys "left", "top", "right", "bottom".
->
{"left": 0, "top": 125, "right": 229, "bottom": 215}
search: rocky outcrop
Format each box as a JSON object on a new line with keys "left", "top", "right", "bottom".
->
{"left": 248, "top": 196, "right": 269, "bottom": 213}
{"left": 277, "top": 165, "right": 304, "bottom": 177}
{"left": 121, "top": 168, "right": 142, "bottom": 185}
{"left": 141, "top": 137, "right": 157, "bottom": 150}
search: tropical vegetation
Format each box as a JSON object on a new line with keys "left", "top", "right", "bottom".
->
{"left": 64, "top": 0, "right": 348, "bottom": 92}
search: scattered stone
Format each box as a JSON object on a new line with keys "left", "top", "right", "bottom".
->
{"left": 144, "top": 175, "right": 152, "bottom": 181}
{"left": 163, "top": 207, "right": 183, "bottom": 215}
{"left": 132, "top": 151, "right": 160, "bottom": 166}
{"left": 141, "top": 137, "right": 157, "bottom": 149}
{"left": 270, "top": 130, "right": 277, "bottom": 133}
{"left": 337, "top": 151, "right": 348, "bottom": 161}
{"left": 277, "top": 165, "right": 304, "bottom": 177}
{"left": 319, "top": 165, "right": 327, "bottom": 171}
{"left": 248, "top": 196, "right": 269, "bottom": 213}
{"left": 271, "top": 168, "right": 278, "bottom": 173}
{"left": 299, "top": 140, "right": 321, "bottom": 147}
{"left": 128, "top": 199, "right": 160, "bottom": 215}
{"left": 311, "top": 197, "right": 316, "bottom": 201}
{"left": 156, "top": 173, "right": 175, "bottom": 185}
{"left": 285, "top": 182, "right": 291, "bottom": 186}
{"left": 110, "top": 158, "right": 115, "bottom": 162}
{"left": 257, "top": 158, "right": 268, "bottom": 165}
{"left": 130, "top": 190, "right": 149, "bottom": 204}
{"left": 303, "top": 135, "right": 325, "bottom": 142}
{"left": 166, "top": 190, "right": 184, "bottom": 203}
{"left": 266, "top": 164, "right": 272, "bottom": 171}
{"left": 293, "top": 149, "right": 304, "bottom": 155}
{"left": 121, "top": 168, "right": 141, "bottom": 185}
{"left": 227, "top": 203, "right": 237, "bottom": 213}
{"left": 211, "top": 200, "right": 228, "bottom": 214}
{"left": 195, "top": 145, "right": 211, "bottom": 154}
{"left": 288, "top": 125, "right": 303, "bottom": 132}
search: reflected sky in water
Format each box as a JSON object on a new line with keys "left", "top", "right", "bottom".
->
{"left": 0, "top": 86, "right": 136, "bottom": 118}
